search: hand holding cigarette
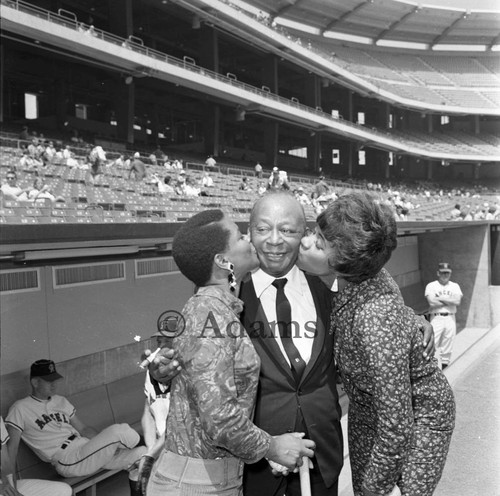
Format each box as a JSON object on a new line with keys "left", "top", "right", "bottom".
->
{"left": 139, "top": 347, "right": 162, "bottom": 369}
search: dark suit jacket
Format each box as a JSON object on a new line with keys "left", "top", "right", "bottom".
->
{"left": 240, "top": 273, "right": 343, "bottom": 493}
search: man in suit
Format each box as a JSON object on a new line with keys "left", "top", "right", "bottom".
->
{"left": 241, "top": 191, "right": 343, "bottom": 496}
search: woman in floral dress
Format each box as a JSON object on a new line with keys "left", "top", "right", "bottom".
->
{"left": 297, "top": 192, "right": 455, "bottom": 496}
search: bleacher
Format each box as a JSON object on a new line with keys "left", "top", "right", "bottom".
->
{"left": 1, "top": 132, "right": 499, "bottom": 225}
{"left": 313, "top": 44, "right": 500, "bottom": 110}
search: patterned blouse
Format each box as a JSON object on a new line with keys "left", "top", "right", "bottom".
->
{"left": 165, "top": 286, "right": 271, "bottom": 463}
{"left": 331, "top": 269, "right": 455, "bottom": 495}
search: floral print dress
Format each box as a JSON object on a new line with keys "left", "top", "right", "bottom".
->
{"left": 331, "top": 269, "right": 455, "bottom": 496}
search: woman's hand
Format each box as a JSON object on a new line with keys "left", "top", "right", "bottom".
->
{"left": 266, "top": 433, "right": 315, "bottom": 470}
{"left": 419, "top": 316, "right": 436, "bottom": 361}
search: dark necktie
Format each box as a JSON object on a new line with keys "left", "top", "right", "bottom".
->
{"left": 272, "top": 278, "right": 306, "bottom": 382}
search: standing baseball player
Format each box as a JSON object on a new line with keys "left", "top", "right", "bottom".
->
{"left": 5, "top": 359, "right": 146, "bottom": 496}
{"left": 425, "top": 262, "right": 463, "bottom": 369}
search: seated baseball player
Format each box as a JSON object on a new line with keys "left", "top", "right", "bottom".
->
{"left": 1, "top": 416, "right": 72, "bottom": 496}
{"left": 5, "top": 359, "right": 146, "bottom": 496}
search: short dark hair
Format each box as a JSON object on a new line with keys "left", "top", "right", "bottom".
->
{"left": 317, "top": 192, "right": 397, "bottom": 283}
{"left": 172, "top": 209, "right": 230, "bottom": 287}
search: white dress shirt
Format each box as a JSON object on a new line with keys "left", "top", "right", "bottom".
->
{"left": 251, "top": 265, "right": 317, "bottom": 365}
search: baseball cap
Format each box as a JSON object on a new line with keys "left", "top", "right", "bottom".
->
{"left": 30, "top": 359, "right": 63, "bottom": 381}
{"left": 134, "top": 152, "right": 140, "bottom": 158}
{"left": 438, "top": 262, "right": 452, "bottom": 272}
{"left": 272, "top": 167, "right": 279, "bottom": 173}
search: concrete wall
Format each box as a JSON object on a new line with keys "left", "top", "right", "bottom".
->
{"left": 0, "top": 261, "right": 194, "bottom": 376}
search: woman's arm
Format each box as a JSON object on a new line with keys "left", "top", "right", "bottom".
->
{"left": 183, "top": 319, "right": 271, "bottom": 463}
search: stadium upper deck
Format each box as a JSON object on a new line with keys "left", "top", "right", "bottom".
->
{"left": 1, "top": 0, "right": 499, "bottom": 183}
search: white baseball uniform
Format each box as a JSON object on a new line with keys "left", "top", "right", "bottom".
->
{"left": 425, "top": 279, "right": 463, "bottom": 366}
{"left": 6, "top": 394, "right": 146, "bottom": 478}
{"left": 1, "top": 417, "right": 72, "bottom": 496}
{"left": 144, "top": 372, "right": 170, "bottom": 438}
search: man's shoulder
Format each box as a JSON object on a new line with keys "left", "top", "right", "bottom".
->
{"left": 9, "top": 395, "right": 33, "bottom": 408}
{"left": 6, "top": 396, "right": 34, "bottom": 422}
{"left": 303, "top": 272, "right": 329, "bottom": 294}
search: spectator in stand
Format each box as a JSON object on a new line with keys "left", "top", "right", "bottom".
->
{"left": 88, "top": 146, "right": 107, "bottom": 176}
{"left": 267, "top": 167, "right": 290, "bottom": 191}
{"left": 153, "top": 146, "right": 165, "bottom": 166}
{"left": 174, "top": 172, "right": 187, "bottom": 196}
{"left": 257, "top": 181, "right": 266, "bottom": 196}
{"left": 1, "top": 417, "right": 72, "bottom": 496}
{"left": 201, "top": 171, "right": 214, "bottom": 188}
{"left": 62, "top": 145, "right": 73, "bottom": 166}
{"left": 19, "top": 126, "right": 30, "bottom": 141}
{"left": 295, "top": 187, "right": 311, "bottom": 205}
{"left": 129, "top": 152, "right": 147, "bottom": 181}
{"left": 486, "top": 206, "right": 499, "bottom": 220}
{"left": 5, "top": 360, "right": 146, "bottom": 496}
{"left": 205, "top": 155, "right": 216, "bottom": 169}
{"left": 1, "top": 172, "right": 30, "bottom": 202}
{"left": 19, "top": 151, "right": 42, "bottom": 172}
{"left": 149, "top": 153, "right": 158, "bottom": 166}
{"left": 255, "top": 162, "right": 263, "bottom": 179}
{"left": 171, "top": 159, "right": 183, "bottom": 171}
{"left": 239, "top": 176, "right": 251, "bottom": 191}
{"left": 18, "top": 178, "right": 65, "bottom": 204}
{"left": 113, "top": 154, "right": 125, "bottom": 168}
{"left": 152, "top": 175, "right": 175, "bottom": 195}
{"left": 184, "top": 176, "right": 201, "bottom": 197}
{"left": 27, "top": 138, "right": 43, "bottom": 162}
{"left": 45, "top": 141, "right": 57, "bottom": 163}
{"left": 312, "top": 176, "right": 330, "bottom": 199}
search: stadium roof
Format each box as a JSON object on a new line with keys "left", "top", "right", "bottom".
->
{"left": 235, "top": 0, "right": 500, "bottom": 50}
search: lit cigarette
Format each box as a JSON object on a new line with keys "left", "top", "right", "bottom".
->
{"left": 139, "top": 347, "right": 161, "bottom": 369}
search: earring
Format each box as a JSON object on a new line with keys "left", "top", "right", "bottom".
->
{"left": 225, "top": 261, "right": 236, "bottom": 292}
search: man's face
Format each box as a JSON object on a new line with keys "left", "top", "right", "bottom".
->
{"left": 437, "top": 270, "right": 451, "bottom": 284}
{"left": 32, "top": 377, "right": 60, "bottom": 399}
{"left": 6, "top": 173, "right": 17, "bottom": 186}
{"left": 250, "top": 195, "right": 306, "bottom": 277}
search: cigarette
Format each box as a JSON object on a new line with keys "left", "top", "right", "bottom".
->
{"left": 139, "top": 347, "right": 162, "bottom": 369}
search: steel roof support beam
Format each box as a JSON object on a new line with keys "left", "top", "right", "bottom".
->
{"left": 320, "top": 0, "right": 370, "bottom": 35}
{"left": 374, "top": 6, "right": 420, "bottom": 43}
{"left": 430, "top": 14, "right": 465, "bottom": 48}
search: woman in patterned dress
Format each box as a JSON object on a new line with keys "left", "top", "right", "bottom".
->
{"left": 146, "top": 209, "right": 314, "bottom": 496}
{"left": 297, "top": 192, "right": 455, "bottom": 496}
